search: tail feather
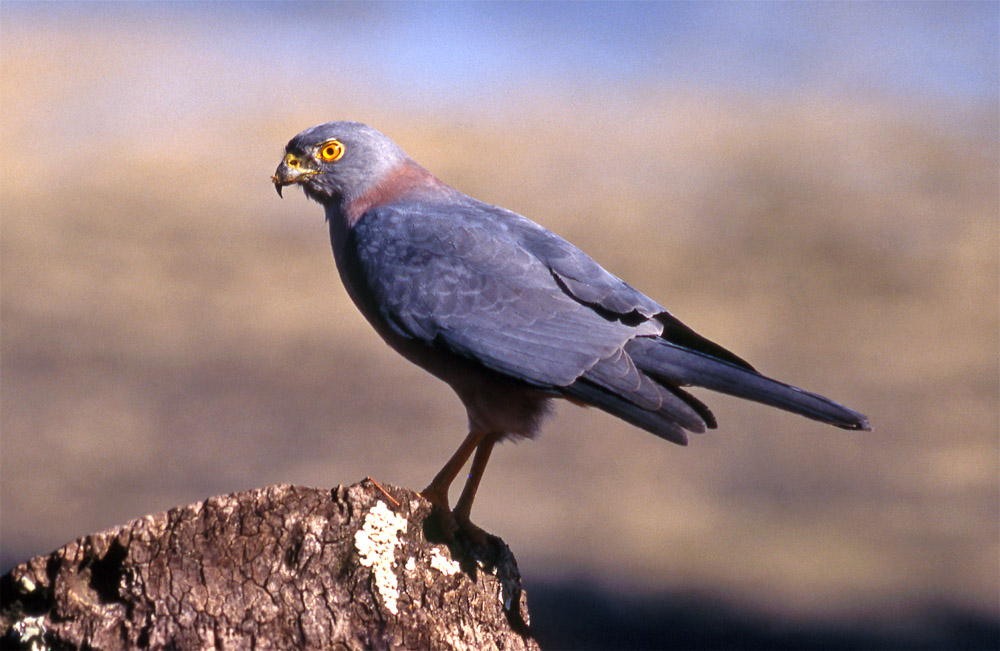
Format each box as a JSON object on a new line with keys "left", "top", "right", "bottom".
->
{"left": 581, "top": 348, "right": 710, "bottom": 434}
{"left": 662, "top": 382, "right": 718, "bottom": 429}
{"left": 625, "top": 337, "right": 872, "bottom": 431}
{"left": 564, "top": 379, "right": 694, "bottom": 445}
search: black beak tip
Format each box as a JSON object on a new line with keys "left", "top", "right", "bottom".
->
{"left": 271, "top": 175, "right": 283, "bottom": 198}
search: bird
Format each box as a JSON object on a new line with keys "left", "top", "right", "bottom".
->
{"left": 271, "top": 121, "right": 871, "bottom": 542}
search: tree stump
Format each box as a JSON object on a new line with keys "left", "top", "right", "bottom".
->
{"left": 0, "top": 480, "right": 538, "bottom": 650}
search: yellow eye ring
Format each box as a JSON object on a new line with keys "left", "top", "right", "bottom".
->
{"left": 319, "top": 140, "right": 345, "bottom": 162}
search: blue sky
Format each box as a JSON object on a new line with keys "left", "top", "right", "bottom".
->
{"left": 10, "top": 1, "right": 998, "bottom": 103}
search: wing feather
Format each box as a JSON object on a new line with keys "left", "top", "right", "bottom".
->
{"left": 350, "top": 202, "right": 654, "bottom": 388}
{"left": 340, "top": 195, "right": 868, "bottom": 439}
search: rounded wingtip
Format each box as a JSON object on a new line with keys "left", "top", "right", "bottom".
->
{"left": 826, "top": 409, "right": 871, "bottom": 431}
{"left": 847, "top": 416, "right": 873, "bottom": 431}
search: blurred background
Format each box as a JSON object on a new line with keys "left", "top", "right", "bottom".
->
{"left": 2, "top": 2, "right": 997, "bottom": 648}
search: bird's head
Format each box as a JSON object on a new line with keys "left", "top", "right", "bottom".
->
{"left": 271, "top": 121, "right": 409, "bottom": 204}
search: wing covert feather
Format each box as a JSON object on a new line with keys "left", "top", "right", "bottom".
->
{"left": 349, "top": 201, "right": 656, "bottom": 388}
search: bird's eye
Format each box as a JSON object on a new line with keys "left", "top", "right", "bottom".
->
{"left": 319, "top": 140, "right": 345, "bottom": 162}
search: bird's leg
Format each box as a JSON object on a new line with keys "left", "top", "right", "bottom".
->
{"left": 452, "top": 433, "right": 498, "bottom": 546}
{"left": 420, "top": 429, "right": 485, "bottom": 537}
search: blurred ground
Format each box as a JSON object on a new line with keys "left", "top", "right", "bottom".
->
{"left": 2, "top": 3, "right": 998, "bottom": 647}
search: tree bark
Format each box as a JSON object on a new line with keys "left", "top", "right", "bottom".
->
{"left": 0, "top": 480, "right": 538, "bottom": 650}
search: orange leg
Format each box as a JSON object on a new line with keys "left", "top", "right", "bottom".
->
{"left": 421, "top": 429, "right": 486, "bottom": 514}
{"left": 452, "top": 434, "right": 498, "bottom": 546}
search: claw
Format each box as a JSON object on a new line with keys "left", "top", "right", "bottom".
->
{"left": 454, "top": 512, "right": 490, "bottom": 547}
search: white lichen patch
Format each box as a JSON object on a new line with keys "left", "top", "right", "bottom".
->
{"left": 13, "top": 615, "right": 49, "bottom": 651}
{"left": 404, "top": 557, "right": 416, "bottom": 572}
{"left": 354, "top": 501, "right": 407, "bottom": 615}
{"left": 429, "top": 547, "right": 460, "bottom": 576}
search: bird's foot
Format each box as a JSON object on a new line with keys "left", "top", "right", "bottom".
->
{"left": 420, "top": 495, "right": 492, "bottom": 547}
{"left": 431, "top": 506, "right": 461, "bottom": 540}
{"left": 420, "top": 487, "right": 459, "bottom": 539}
{"left": 420, "top": 484, "right": 494, "bottom": 547}
{"left": 454, "top": 512, "right": 489, "bottom": 548}
{"left": 429, "top": 508, "right": 490, "bottom": 548}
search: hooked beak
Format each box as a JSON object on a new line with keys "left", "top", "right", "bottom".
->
{"left": 271, "top": 152, "right": 318, "bottom": 198}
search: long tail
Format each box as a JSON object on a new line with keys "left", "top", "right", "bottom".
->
{"left": 625, "top": 336, "right": 871, "bottom": 431}
{"left": 562, "top": 335, "right": 870, "bottom": 445}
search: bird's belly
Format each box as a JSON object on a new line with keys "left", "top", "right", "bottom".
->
{"left": 378, "top": 324, "right": 555, "bottom": 440}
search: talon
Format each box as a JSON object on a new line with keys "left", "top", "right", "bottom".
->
{"left": 420, "top": 487, "right": 458, "bottom": 539}
{"left": 438, "top": 509, "right": 460, "bottom": 540}
{"left": 455, "top": 512, "right": 490, "bottom": 547}
{"left": 427, "top": 503, "right": 459, "bottom": 540}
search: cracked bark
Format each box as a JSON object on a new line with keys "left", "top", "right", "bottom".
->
{"left": 0, "top": 480, "right": 538, "bottom": 650}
